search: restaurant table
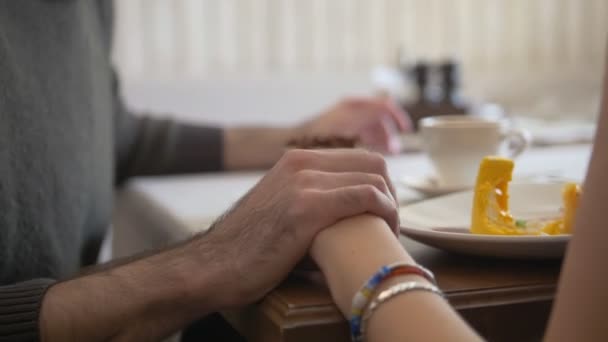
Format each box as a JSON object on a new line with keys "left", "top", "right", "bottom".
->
{"left": 112, "top": 144, "right": 591, "bottom": 342}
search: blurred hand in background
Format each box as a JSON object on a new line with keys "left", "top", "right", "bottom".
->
{"left": 298, "top": 97, "right": 412, "bottom": 154}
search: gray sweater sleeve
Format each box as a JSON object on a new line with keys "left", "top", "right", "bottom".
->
{"left": 0, "top": 82, "right": 224, "bottom": 342}
{"left": 114, "top": 110, "right": 225, "bottom": 184}
{"left": 0, "top": 279, "right": 55, "bottom": 341}
{"left": 112, "top": 74, "right": 224, "bottom": 184}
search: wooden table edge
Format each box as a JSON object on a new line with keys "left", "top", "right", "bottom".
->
{"left": 222, "top": 282, "right": 557, "bottom": 340}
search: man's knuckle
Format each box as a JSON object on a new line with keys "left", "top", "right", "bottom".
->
{"left": 368, "top": 152, "right": 387, "bottom": 171}
{"left": 370, "top": 174, "right": 388, "bottom": 191}
{"left": 286, "top": 204, "right": 305, "bottom": 221}
{"left": 287, "top": 190, "right": 313, "bottom": 219}
{"left": 361, "top": 184, "right": 380, "bottom": 202}
{"left": 294, "top": 169, "right": 315, "bottom": 187}
{"left": 282, "top": 149, "right": 313, "bottom": 171}
{"left": 370, "top": 173, "right": 384, "bottom": 186}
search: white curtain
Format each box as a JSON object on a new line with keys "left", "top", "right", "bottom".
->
{"left": 113, "top": 0, "right": 608, "bottom": 81}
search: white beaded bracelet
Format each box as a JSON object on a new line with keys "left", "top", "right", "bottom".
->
{"left": 361, "top": 281, "right": 445, "bottom": 338}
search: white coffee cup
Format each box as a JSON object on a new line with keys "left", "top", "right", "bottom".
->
{"left": 419, "top": 115, "right": 530, "bottom": 187}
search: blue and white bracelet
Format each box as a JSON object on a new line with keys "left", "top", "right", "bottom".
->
{"left": 349, "top": 262, "right": 436, "bottom": 341}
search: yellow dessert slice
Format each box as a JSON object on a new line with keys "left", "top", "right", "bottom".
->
{"left": 540, "top": 183, "right": 581, "bottom": 235}
{"left": 470, "top": 156, "right": 580, "bottom": 236}
{"left": 561, "top": 182, "right": 581, "bottom": 233}
{"left": 470, "top": 156, "right": 518, "bottom": 235}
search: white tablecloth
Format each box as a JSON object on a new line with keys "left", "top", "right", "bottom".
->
{"left": 112, "top": 144, "right": 591, "bottom": 258}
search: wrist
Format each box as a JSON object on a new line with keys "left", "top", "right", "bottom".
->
{"left": 179, "top": 236, "right": 236, "bottom": 311}
{"left": 311, "top": 215, "right": 415, "bottom": 315}
{"left": 105, "top": 241, "right": 229, "bottom": 338}
{"left": 39, "top": 239, "right": 235, "bottom": 341}
{"left": 108, "top": 244, "right": 222, "bottom": 335}
{"left": 224, "top": 126, "right": 299, "bottom": 169}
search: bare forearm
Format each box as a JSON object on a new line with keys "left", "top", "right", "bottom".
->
{"left": 40, "top": 239, "right": 228, "bottom": 341}
{"left": 310, "top": 215, "right": 479, "bottom": 342}
{"left": 311, "top": 215, "right": 414, "bottom": 311}
{"left": 224, "top": 126, "right": 298, "bottom": 170}
{"left": 544, "top": 61, "right": 608, "bottom": 342}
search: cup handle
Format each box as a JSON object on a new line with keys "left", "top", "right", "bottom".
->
{"left": 503, "top": 128, "right": 531, "bottom": 159}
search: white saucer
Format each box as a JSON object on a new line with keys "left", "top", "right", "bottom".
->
{"left": 399, "top": 183, "right": 571, "bottom": 259}
{"left": 399, "top": 175, "right": 471, "bottom": 197}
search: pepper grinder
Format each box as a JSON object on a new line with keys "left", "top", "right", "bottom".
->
{"left": 439, "top": 60, "right": 466, "bottom": 111}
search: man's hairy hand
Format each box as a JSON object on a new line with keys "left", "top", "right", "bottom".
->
{"left": 38, "top": 149, "right": 398, "bottom": 341}
{"left": 199, "top": 148, "right": 399, "bottom": 308}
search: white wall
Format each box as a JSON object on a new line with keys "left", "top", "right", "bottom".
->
{"left": 113, "top": 0, "right": 607, "bottom": 79}
{"left": 112, "top": 0, "right": 608, "bottom": 124}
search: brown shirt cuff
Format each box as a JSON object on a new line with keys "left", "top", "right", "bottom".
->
{"left": 0, "top": 279, "right": 55, "bottom": 341}
{"left": 115, "top": 115, "right": 224, "bottom": 184}
{"left": 167, "top": 122, "right": 224, "bottom": 174}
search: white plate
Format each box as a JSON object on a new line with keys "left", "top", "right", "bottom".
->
{"left": 399, "top": 183, "right": 571, "bottom": 259}
{"left": 399, "top": 175, "right": 471, "bottom": 197}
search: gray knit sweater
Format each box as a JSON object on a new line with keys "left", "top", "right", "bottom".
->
{"left": 0, "top": 1, "right": 223, "bottom": 340}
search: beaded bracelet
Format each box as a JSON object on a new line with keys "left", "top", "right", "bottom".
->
{"left": 349, "top": 263, "right": 436, "bottom": 342}
{"left": 361, "top": 281, "right": 445, "bottom": 338}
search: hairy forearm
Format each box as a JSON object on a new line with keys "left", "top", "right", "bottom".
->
{"left": 311, "top": 215, "right": 479, "bottom": 342}
{"left": 40, "top": 239, "right": 228, "bottom": 341}
{"left": 223, "top": 126, "right": 299, "bottom": 170}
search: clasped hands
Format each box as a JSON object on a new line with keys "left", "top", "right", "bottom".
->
{"left": 200, "top": 148, "right": 401, "bottom": 308}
